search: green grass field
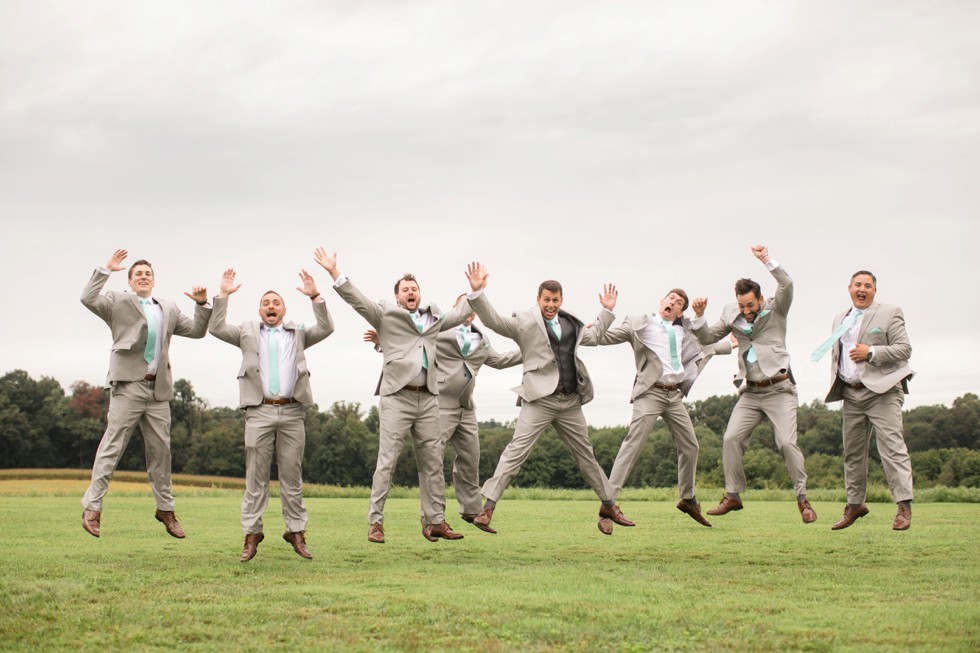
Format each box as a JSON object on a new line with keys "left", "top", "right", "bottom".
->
{"left": 1, "top": 480, "right": 978, "bottom": 652}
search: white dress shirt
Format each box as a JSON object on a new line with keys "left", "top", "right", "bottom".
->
{"left": 259, "top": 324, "right": 298, "bottom": 399}
{"left": 639, "top": 317, "right": 685, "bottom": 385}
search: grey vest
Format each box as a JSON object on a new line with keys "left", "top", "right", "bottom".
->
{"left": 546, "top": 313, "right": 578, "bottom": 395}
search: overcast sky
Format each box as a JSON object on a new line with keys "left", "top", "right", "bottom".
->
{"left": 1, "top": 1, "right": 977, "bottom": 426}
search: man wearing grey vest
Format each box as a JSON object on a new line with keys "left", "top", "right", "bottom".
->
{"left": 690, "top": 246, "right": 815, "bottom": 524}
{"left": 463, "top": 262, "right": 633, "bottom": 535}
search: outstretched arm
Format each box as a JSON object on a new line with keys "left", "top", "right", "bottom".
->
{"left": 80, "top": 249, "right": 128, "bottom": 320}
{"left": 753, "top": 245, "right": 793, "bottom": 315}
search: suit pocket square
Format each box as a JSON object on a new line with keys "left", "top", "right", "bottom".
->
{"left": 869, "top": 327, "right": 882, "bottom": 334}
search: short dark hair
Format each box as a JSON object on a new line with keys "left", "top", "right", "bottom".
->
{"left": 665, "top": 288, "right": 689, "bottom": 311}
{"left": 850, "top": 270, "right": 877, "bottom": 285}
{"left": 394, "top": 274, "right": 420, "bottom": 294}
{"left": 734, "top": 278, "right": 761, "bottom": 299}
{"left": 537, "top": 280, "right": 563, "bottom": 297}
{"left": 127, "top": 260, "right": 153, "bottom": 280}
{"left": 260, "top": 290, "right": 284, "bottom": 305}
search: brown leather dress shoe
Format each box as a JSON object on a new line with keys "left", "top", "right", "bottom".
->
{"left": 707, "top": 496, "right": 743, "bottom": 516}
{"left": 472, "top": 507, "right": 497, "bottom": 534}
{"left": 598, "top": 504, "right": 635, "bottom": 527}
{"left": 82, "top": 510, "right": 101, "bottom": 538}
{"left": 154, "top": 510, "right": 186, "bottom": 538}
{"left": 427, "top": 521, "right": 464, "bottom": 541}
{"left": 892, "top": 504, "right": 911, "bottom": 531}
{"left": 240, "top": 532, "right": 264, "bottom": 562}
{"left": 368, "top": 522, "right": 385, "bottom": 544}
{"left": 283, "top": 531, "right": 313, "bottom": 559}
{"left": 597, "top": 517, "right": 613, "bottom": 535}
{"left": 460, "top": 513, "right": 478, "bottom": 523}
{"left": 831, "top": 504, "right": 870, "bottom": 530}
{"left": 676, "top": 499, "right": 712, "bottom": 527}
{"left": 798, "top": 499, "right": 817, "bottom": 524}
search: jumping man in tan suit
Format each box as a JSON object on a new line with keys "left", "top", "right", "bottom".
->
{"left": 812, "top": 270, "right": 914, "bottom": 531}
{"left": 209, "top": 268, "right": 335, "bottom": 561}
{"left": 463, "top": 262, "right": 633, "bottom": 535}
{"left": 314, "top": 248, "right": 474, "bottom": 544}
{"left": 588, "top": 289, "right": 732, "bottom": 528}
{"left": 80, "top": 249, "right": 210, "bottom": 539}
{"left": 690, "top": 246, "right": 816, "bottom": 524}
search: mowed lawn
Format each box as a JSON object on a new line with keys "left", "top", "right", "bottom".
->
{"left": 1, "top": 481, "right": 977, "bottom": 653}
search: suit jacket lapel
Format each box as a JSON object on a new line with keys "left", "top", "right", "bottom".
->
{"left": 856, "top": 303, "right": 879, "bottom": 341}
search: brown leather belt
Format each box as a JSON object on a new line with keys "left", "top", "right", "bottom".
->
{"left": 847, "top": 381, "right": 865, "bottom": 390}
{"left": 653, "top": 382, "right": 681, "bottom": 392}
{"left": 263, "top": 398, "right": 298, "bottom": 405}
{"left": 402, "top": 385, "right": 429, "bottom": 393}
{"left": 746, "top": 373, "right": 791, "bottom": 388}
{"left": 144, "top": 374, "right": 157, "bottom": 382}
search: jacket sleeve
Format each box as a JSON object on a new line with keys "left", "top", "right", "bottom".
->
{"left": 80, "top": 269, "right": 114, "bottom": 324}
{"left": 334, "top": 278, "right": 384, "bottom": 328}
{"left": 208, "top": 296, "right": 242, "bottom": 346}
{"left": 302, "top": 299, "right": 336, "bottom": 348}
{"left": 469, "top": 292, "right": 522, "bottom": 341}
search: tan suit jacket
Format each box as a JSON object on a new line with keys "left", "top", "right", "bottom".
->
{"left": 435, "top": 326, "right": 522, "bottom": 410}
{"left": 824, "top": 302, "right": 913, "bottom": 402}
{"left": 335, "top": 278, "right": 473, "bottom": 395}
{"left": 81, "top": 268, "right": 211, "bottom": 400}
{"left": 597, "top": 314, "right": 732, "bottom": 400}
{"left": 208, "top": 296, "right": 334, "bottom": 408}
{"left": 468, "top": 292, "right": 613, "bottom": 405}
{"left": 694, "top": 264, "right": 793, "bottom": 387}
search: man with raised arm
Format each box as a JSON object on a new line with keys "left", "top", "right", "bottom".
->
{"left": 314, "top": 248, "right": 474, "bottom": 544}
{"left": 463, "top": 262, "right": 633, "bottom": 535}
{"left": 587, "top": 289, "right": 733, "bottom": 528}
{"left": 80, "top": 249, "right": 210, "bottom": 539}
{"left": 690, "top": 246, "right": 816, "bottom": 524}
{"left": 813, "top": 270, "right": 915, "bottom": 531}
{"left": 365, "top": 293, "right": 522, "bottom": 536}
{"left": 209, "top": 268, "right": 334, "bottom": 561}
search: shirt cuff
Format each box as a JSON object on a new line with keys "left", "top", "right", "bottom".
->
{"left": 333, "top": 275, "right": 348, "bottom": 288}
{"left": 468, "top": 289, "right": 484, "bottom": 300}
{"left": 98, "top": 265, "right": 111, "bottom": 274}
{"left": 766, "top": 260, "right": 779, "bottom": 271}
{"left": 691, "top": 316, "right": 706, "bottom": 327}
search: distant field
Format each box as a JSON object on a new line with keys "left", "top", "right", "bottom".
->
{"left": 1, "top": 476, "right": 978, "bottom": 652}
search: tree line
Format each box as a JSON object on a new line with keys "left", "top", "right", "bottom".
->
{"left": 1, "top": 369, "right": 978, "bottom": 489}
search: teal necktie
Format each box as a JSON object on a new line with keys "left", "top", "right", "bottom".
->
{"left": 548, "top": 317, "right": 561, "bottom": 341}
{"left": 741, "top": 324, "right": 757, "bottom": 364}
{"left": 460, "top": 326, "right": 472, "bottom": 358}
{"left": 662, "top": 320, "right": 680, "bottom": 371}
{"left": 810, "top": 309, "right": 863, "bottom": 362}
{"left": 267, "top": 327, "right": 280, "bottom": 396}
{"left": 140, "top": 299, "right": 157, "bottom": 364}
{"left": 412, "top": 312, "right": 428, "bottom": 369}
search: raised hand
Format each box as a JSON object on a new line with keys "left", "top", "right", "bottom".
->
{"left": 691, "top": 297, "right": 708, "bottom": 318}
{"left": 219, "top": 268, "right": 241, "bottom": 298}
{"left": 314, "top": 247, "right": 340, "bottom": 279}
{"left": 184, "top": 285, "right": 208, "bottom": 303}
{"left": 751, "top": 245, "right": 769, "bottom": 262}
{"left": 465, "top": 262, "right": 488, "bottom": 292}
{"left": 106, "top": 249, "right": 128, "bottom": 272}
{"left": 599, "top": 283, "right": 618, "bottom": 311}
{"left": 297, "top": 269, "right": 320, "bottom": 298}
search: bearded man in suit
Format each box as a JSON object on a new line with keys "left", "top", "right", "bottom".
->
{"left": 209, "top": 268, "right": 334, "bottom": 561}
